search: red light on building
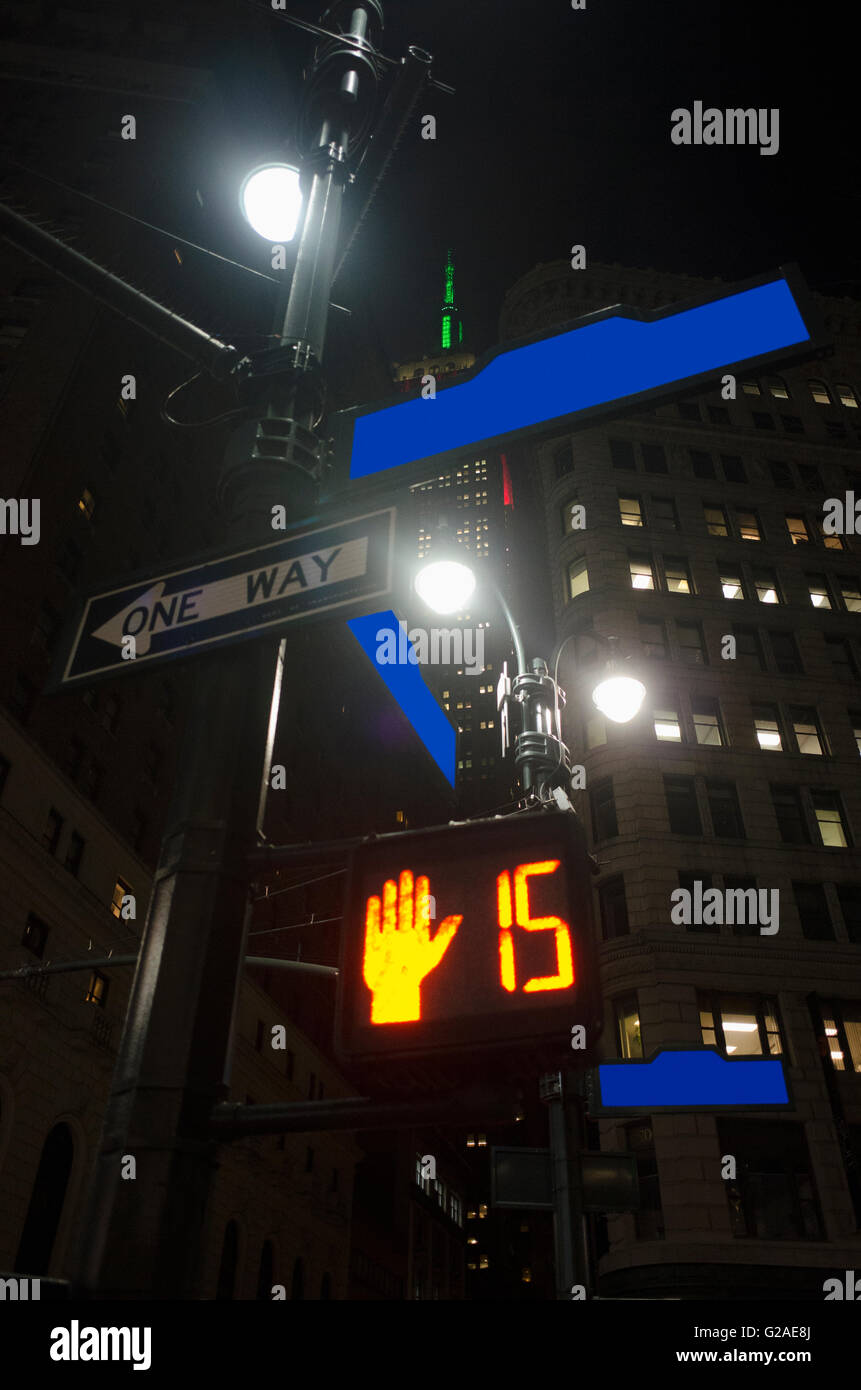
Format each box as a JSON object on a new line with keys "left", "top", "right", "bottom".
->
{"left": 501, "top": 453, "right": 514, "bottom": 507}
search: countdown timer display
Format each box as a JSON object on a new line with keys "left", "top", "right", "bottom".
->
{"left": 336, "top": 810, "right": 598, "bottom": 1062}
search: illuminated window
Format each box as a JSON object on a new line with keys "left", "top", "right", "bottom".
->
{"left": 741, "top": 380, "right": 761, "bottom": 396}
{"left": 813, "top": 792, "right": 849, "bottom": 848}
{"left": 818, "top": 518, "right": 844, "bottom": 551}
{"left": 77, "top": 486, "right": 97, "bottom": 521}
{"left": 764, "top": 375, "right": 790, "bottom": 400}
{"left": 808, "top": 379, "right": 832, "bottom": 405}
{"left": 837, "top": 383, "right": 859, "bottom": 409}
{"left": 85, "top": 969, "right": 109, "bottom": 1007}
{"left": 736, "top": 509, "right": 761, "bottom": 541}
{"left": 720, "top": 567, "right": 744, "bottom": 600}
{"left": 840, "top": 579, "right": 861, "bottom": 612}
{"left": 615, "top": 995, "right": 643, "bottom": 1058}
{"left": 753, "top": 705, "right": 783, "bottom": 751}
{"left": 698, "top": 992, "right": 782, "bottom": 1056}
{"left": 619, "top": 495, "right": 643, "bottom": 526}
{"left": 821, "top": 1002, "right": 861, "bottom": 1072}
{"left": 754, "top": 569, "right": 780, "bottom": 604}
{"left": 568, "top": 557, "right": 589, "bottom": 599}
{"left": 664, "top": 557, "right": 692, "bottom": 595}
{"left": 704, "top": 504, "right": 729, "bottom": 537}
{"left": 692, "top": 696, "right": 723, "bottom": 747}
{"left": 807, "top": 575, "right": 831, "bottom": 609}
{"left": 791, "top": 708, "right": 824, "bottom": 756}
{"left": 654, "top": 707, "right": 681, "bottom": 741}
{"left": 629, "top": 555, "right": 654, "bottom": 590}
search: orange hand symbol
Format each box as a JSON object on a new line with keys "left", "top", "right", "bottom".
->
{"left": 363, "top": 869, "right": 462, "bottom": 1023}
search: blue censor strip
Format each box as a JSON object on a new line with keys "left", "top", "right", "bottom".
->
{"left": 346, "top": 611, "right": 456, "bottom": 786}
{"left": 345, "top": 274, "right": 812, "bottom": 480}
{"left": 591, "top": 1048, "right": 791, "bottom": 1114}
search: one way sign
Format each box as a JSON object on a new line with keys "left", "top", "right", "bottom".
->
{"left": 50, "top": 507, "right": 395, "bottom": 688}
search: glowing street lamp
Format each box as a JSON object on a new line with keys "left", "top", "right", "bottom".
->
{"left": 240, "top": 162, "right": 304, "bottom": 242}
{"left": 591, "top": 673, "right": 646, "bottom": 724}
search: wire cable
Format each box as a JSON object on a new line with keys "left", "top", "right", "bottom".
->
{"left": 159, "top": 371, "right": 246, "bottom": 428}
{"left": 253, "top": 865, "right": 347, "bottom": 902}
{"left": 248, "top": 914, "right": 342, "bottom": 939}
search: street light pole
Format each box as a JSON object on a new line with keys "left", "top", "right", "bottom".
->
{"left": 71, "top": 2, "right": 388, "bottom": 1300}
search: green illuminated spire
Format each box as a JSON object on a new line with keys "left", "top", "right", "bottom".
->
{"left": 441, "top": 247, "right": 462, "bottom": 351}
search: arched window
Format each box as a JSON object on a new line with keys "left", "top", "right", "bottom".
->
{"left": 808, "top": 379, "right": 832, "bottom": 405}
{"left": 14, "top": 1122, "right": 74, "bottom": 1275}
{"left": 256, "top": 1239, "right": 275, "bottom": 1301}
{"left": 291, "top": 1256, "right": 305, "bottom": 1301}
{"left": 216, "top": 1220, "right": 239, "bottom": 1300}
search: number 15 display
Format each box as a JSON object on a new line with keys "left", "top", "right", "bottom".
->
{"left": 337, "top": 810, "right": 598, "bottom": 1064}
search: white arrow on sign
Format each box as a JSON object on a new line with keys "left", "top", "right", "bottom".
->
{"left": 91, "top": 538, "right": 368, "bottom": 656}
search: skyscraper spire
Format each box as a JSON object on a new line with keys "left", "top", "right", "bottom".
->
{"left": 441, "top": 246, "right": 463, "bottom": 350}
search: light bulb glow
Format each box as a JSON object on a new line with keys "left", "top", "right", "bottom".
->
{"left": 414, "top": 559, "right": 476, "bottom": 614}
{"left": 240, "top": 164, "right": 303, "bottom": 242}
{"left": 591, "top": 675, "right": 646, "bottom": 723}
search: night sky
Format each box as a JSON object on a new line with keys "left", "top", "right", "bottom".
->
{"left": 143, "top": 0, "right": 859, "bottom": 371}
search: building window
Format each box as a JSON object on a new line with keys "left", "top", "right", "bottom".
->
{"left": 742, "top": 380, "right": 761, "bottom": 396}
{"left": 704, "top": 504, "right": 729, "bottom": 537}
{"left": 769, "top": 459, "right": 792, "bottom": 488}
{"left": 807, "top": 574, "right": 832, "bottom": 609}
{"left": 22, "top": 912, "right": 49, "bottom": 958}
{"left": 638, "top": 617, "right": 667, "bottom": 659}
{"left": 792, "top": 882, "right": 834, "bottom": 941}
{"left": 625, "top": 1121, "right": 664, "bottom": 1240}
{"left": 812, "top": 791, "right": 850, "bottom": 848}
{"left": 609, "top": 439, "right": 635, "bottom": 470}
{"left": 819, "top": 518, "right": 844, "bottom": 551}
{"left": 615, "top": 995, "right": 643, "bottom": 1058}
{"left": 664, "top": 557, "right": 692, "bottom": 595}
{"left": 825, "top": 635, "right": 857, "bottom": 682}
{"left": 717, "top": 1120, "right": 823, "bottom": 1240}
{"left": 675, "top": 621, "right": 706, "bottom": 665}
{"left": 641, "top": 443, "right": 667, "bottom": 474}
{"left": 821, "top": 1001, "right": 861, "bottom": 1072}
{"left": 77, "top": 486, "right": 97, "bottom": 521}
{"left": 771, "top": 784, "right": 810, "bottom": 844}
{"left": 791, "top": 708, "right": 824, "bottom": 756}
{"left": 111, "top": 877, "right": 131, "bottom": 918}
{"left": 706, "top": 779, "right": 745, "bottom": 839}
{"left": 850, "top": 712, "right": 861, "bottom": 757}
{"left": 724, "top": 876, "right": 760, "bottom": 936}
{"left": 840, "top": 579, "right": 861, "bottom": 613}
{"left": 769, "top": 631, "right": 803, "bottom": 675}
{"left": 753, "top": 569, "right": 780, "bottom": 604}
{"left": 837, "top": 885, "right": 861, "bottom": 944}
{"left": 664, "top": 775, "right": 702, "bottom": 835}
{"left": 837, "top": 384, "right": 859, "bottom": 409}
{"left": 618, "top": 495, "right": 643, "bottom": 527}
{"left": 64, "top": 830, "right": 85, "bottom": 877}
{"left": 753, "top": 705, "right": 783, "bottom": 751}
{"left": 629, "top": 554, "right": 655, "bottom": 590}
{"left": 568, "top": 557, "right": 589, "bottom": 599}
{"left": 736, "top": 510, "right": 762, "bottom": 541}
{"left": 650, "top": 496, "right": 678, "bottom": 528}
{"left": 691, "top": 696, "right": 723, "bottom": 747}
{"left": 690, "top": 449, "right": 715, "bottom": 479}
{"left": 598, "top": 876, "right": 629, "bottom": 939}
{"left": 554, "top": 442, "right": 574, "bottom": 477}
{"left": 43, "top": 807, "right": 63, "bottom": 855}
{"left": 678, "top": 872, "right": 717, "bottom": 932}
{"left": 721, "top": 454, "right": 747, "bottom": 483}
{"left": 732, "top": 626, "right": 765, "bottom": 671}
{"left": 798, "top": 464, "right": 823, "bottom": 491}
{"left": 653, "top": 706, "right": 681, "bottom": 742}
{"left": 785, "top": 514, "right": 810, "bottom": 545}
{"left": 590, "top": 779, "right": 618, "bottom": 841}
{"left": 699, "top": 993, "right": 782, "bottom": 1056}
{"left": 708, "top": 405, "right": 730, "bottom": 424}
{"left": 679, "top": 402, "right": 701, "bottom": 422}
{"left": 85, "top": 970, "right": 109, "bottom": 1007}
{"left": 808, "top": 379, "right": 832, "bottom": 405}
{"left": 720, "top": 567, "right": 745, "bottom": 600}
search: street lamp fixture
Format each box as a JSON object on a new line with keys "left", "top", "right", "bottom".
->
{"left": 591, "top": 672, "right": 646, "bottom": 724}
{"left": 240, "top": 162, "right": 304, "bottom": 242}
{"left": 412, "top": 520, "right": 477, "bottom": 614}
